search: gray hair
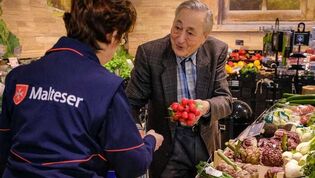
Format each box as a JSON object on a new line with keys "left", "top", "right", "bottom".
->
{"left": 175, "top": 0, "right": 213, "bottom": 34}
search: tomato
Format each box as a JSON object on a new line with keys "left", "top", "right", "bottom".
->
{"left": 255, "top": 53, "right": 262, "bottom": 60}
{"left": 238, "top": 49, "right": 246, "bottom": 55}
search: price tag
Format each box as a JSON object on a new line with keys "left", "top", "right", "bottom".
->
{"left": 236, "top": 121, "right": 265, "bottom": 140}
{"left": 235, "top": 39, "right": 244, "bottom": 46}
{"left": 236, "top": 126, "right": 251, "bottom": 141}
{"left": 231, "top": 80, "right": 239, "bottom": 87}
{"left": 8, "top": 57, "right": 19, "bottom": 68}
{"left": 247, "top": 121, "right": 265, "bottom": 137}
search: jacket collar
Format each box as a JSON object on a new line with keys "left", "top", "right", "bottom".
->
{"left": 46, "top": 36, "right": 100, "bottom": 64}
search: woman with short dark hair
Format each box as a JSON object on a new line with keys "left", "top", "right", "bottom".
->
{"left": 0, "top": 0, "right": 163, "bottom": 177}
{"left": 64, "top": 0, "right": 136, "bottom": 52}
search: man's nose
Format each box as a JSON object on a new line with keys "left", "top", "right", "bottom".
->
{"left": 177, "top": 32, "right": 186, "bottom": 43}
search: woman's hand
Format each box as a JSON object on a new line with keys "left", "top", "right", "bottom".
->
{"left": 146, "top": 130, "right": 164, "bottom": 151}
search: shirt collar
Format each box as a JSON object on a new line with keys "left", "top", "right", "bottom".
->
{"left": 176, "top": 51, "right": 197, "bottom": 66}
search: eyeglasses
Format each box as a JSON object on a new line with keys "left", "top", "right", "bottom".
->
{"left": 120, "top": 34, "right": 128, "bottom": 46}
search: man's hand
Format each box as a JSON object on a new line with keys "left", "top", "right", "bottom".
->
{"left": 194, "top": 99, "right": 210, "bottom": 117}
{"left": 146, "top": 130, "right": 164, "bottom": 151}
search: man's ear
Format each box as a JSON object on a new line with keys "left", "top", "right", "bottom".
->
{"left": 202, "top": 32, "right": 210, "bottom": 43}
{"left": 203, "top": 31, "right": 210, "bottom": 39}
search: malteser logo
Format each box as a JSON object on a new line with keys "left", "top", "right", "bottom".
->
{"left": 13, "top": 84, "right": 84, "bottom": 108}
{"left": 13, "top": 84, "right": 29, "bottom": 105}
{"left": 29, "top": 86, "right": 84, "bottom": 108}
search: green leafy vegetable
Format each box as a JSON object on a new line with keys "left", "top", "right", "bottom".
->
{"left": 104, "top": 46, "right": 133, "bottom": 79}
{"left": 302, "top": 151, "right": 315, "bottom": 177}
{"left": 0, "top": 19, "right": 20, "bottom": 58}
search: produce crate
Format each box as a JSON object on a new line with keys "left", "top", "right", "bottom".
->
{"left": 213, "top": 151, "right": 284, "bottom": 178}
{"left": 213, "top": 104, "right": 285, "bottom": 178}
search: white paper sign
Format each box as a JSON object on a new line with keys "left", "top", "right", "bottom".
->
{"left": 8, "top": 57, "right": 19, "bottom": 68}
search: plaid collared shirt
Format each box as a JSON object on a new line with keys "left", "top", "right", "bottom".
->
{"left": 176, "top": 52, "right": 197, "bottom": 102}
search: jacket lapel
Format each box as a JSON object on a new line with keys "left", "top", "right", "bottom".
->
{"left": 196, "top": 45, "right": 211, "bottom": 99}
{"left": 161, "top": 40, "right": 212, "bottom": 103}
{"left": 161, "top": 43, "right": 177, "bottom": 105}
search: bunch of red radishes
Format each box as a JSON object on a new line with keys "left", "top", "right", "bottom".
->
{"left": 168, "top": 98, "right": 201, "bottom": 126}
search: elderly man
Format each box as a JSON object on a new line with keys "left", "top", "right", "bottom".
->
{"left": 126, "top": 0, "right": 232, "bottom": 177}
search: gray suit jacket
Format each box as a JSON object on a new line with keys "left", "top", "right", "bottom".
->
{"left": 126, "top": 35, "right": 232, "bottom": 178}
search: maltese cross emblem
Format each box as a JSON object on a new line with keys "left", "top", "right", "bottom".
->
{"left": 13, "top": 84, "right": 29, "bottom": 105}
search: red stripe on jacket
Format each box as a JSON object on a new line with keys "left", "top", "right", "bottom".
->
{"left": 106, "top": 143, "right": 145, "bottom": 152}
{"left": 42, "top": 154, "right": 106, "bottom": 166}
{"left": 46, "top": 48, "right": 84, "bottom": 56}
{"left": 10, "top": 150, "right": 107, "bottom": 166}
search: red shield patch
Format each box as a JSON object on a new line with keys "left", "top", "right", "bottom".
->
{"left": 13, "top": 84, "right": 29, "bottom": 105}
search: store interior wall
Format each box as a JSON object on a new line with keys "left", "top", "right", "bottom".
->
{"left": 1, "top": 0, "right": 314, "bottom": 58}
{"left": 129, "top": 0, "right": 265, "bottom": 55}
{"left": 129, "top": 0, "right": 315, "bottom": 55}
{"left": 1, "top": 0, "right": 66, "bottom": 58}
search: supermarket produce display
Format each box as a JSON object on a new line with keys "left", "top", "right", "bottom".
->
{"left": 0, "top": 46, "right": 314, "bottom": 178}
{"left": 197, "top": 93, "right": 315, "bottom": 178}
{"left": 1, "top": 1, "right": 315, "bottom": 177}
{"left": 225, "top": 49, "right": 262, "bottom": 76}
{"left": 0, "top": 54, "right": 313, "bottom": 178}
